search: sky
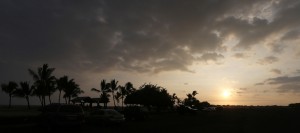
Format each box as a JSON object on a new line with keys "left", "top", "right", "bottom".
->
{"left": 1, "top": 0, "right": 300, "bottom": 106}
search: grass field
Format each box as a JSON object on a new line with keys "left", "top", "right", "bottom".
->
{"left": 1, "top": 106, "right": 299, "bottom": 133}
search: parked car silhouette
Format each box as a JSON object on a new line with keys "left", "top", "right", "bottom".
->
{"left": 123, "top": 106, "right": 148, "bottom": 120}
{"left": 202, "top": 107, "right": 216, "bottom": 112}
{"left": 177, "top": 105, "right": 198, "bottom": 115}
{"left": 40, "top": 103, "right": 85, "bottom": 129}
{"left": 86, "top": 109, "right": 125, "bottom": 125}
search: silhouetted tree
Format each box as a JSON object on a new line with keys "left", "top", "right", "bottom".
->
{"left": 199, "top": 101, "right": 210, "bottom": 108}
{"left": 91, "top": 80, "right": 111, "bottom": 108}
{"left": 115, "top": 82, "right": 135, "bottom": 109}
{"left": 100, "top": 92, "right": 110, "bottom": 108}
{"left": 14, "top": 82, "right": 34, "bottom": 109}
{"left": 91, "top": 87, "right": 101, "bottom": 106}
{"left": 56, "top": 76, "right": 68, "bottom": 103}
{"left": 115, "top": 89, "right": 122, "bottom": 106}
{"left": 110, "top": 79, "right": 118, "bottom": 107}
{"left": 62, "top": 78, "right": 83, "bottom": 104}
{"left": 28, "top": 64, "right": 56, "bottom": 107}
{"left": 1, "top": 81, "right": 18, "bottom": 108}
{"left": 32, "top": 85, "right": 44, "bottom": 105}
{"left": 171, "top": 93, "right": 181, "bottom": 106}
{"left": 184, "top": 91, "right": 200, "bottom": 107}
{"left": 118, "top": 85, "right": 126, "bottom": 108}
{"left": 125, "top": 83, "right": 173, "bottom": 111}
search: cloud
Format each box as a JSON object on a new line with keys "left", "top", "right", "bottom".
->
{"left": 214, "top": 0, "right": 300, "bottom": 52}
{"left": 257, "top": 56, "right": 279, "bottom": 65}
{"left": 0, "top": 0, "right": 234, "bottom": 74}
{"left": 265, "top": 75, "right": 300, "bottom": 93}
{"left": 198, "top": 53, "right": 224, "bottom": 63}
{"left": 239, "top": 88, "right": 248, "bottom": 91}
{"left": 281, "top": 29, "right": 300, "bottom": 41}
{"left": 276, "top": 84, "right": 300, "bottom": 93}
{"left": 267, "top": 76, "right": 300, "bottom": 84}
{"left": 235, "top": 88, "right": 249, "bottom": 96}
{"left": 270, "top": 69, "right": 282, "bottom": 74}
{"left": 255, "top": 82, "right": 265, "bottom": 86}
{"left": 0, "top": 0, "right": 299, "bottom": 75}
{"left": 233, "top": 53, "right": 248, "bottom": 59}
{"left": 0, "top": 0, "right": 299, "bottom": 84}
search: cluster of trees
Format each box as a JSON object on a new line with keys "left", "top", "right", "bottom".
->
{"left": 1, "top": 64, "right": 84, "bottom": 109}
{"left": 183, "top": 90, "right": 210, "bottom": 109}
{"left": 89, "top": 80, "right": 180, "bottom": 110}
{"left": 124, "top": 84, "right": 175, "bottom": 110}
{"left": 90, "top": 79, "right": 135, "bottom": 108}
{"left": 2, "top": 64, "right": 210, "bottom": 110}
{"left": 91, "top": 81, "right": 208, "bottom": 111}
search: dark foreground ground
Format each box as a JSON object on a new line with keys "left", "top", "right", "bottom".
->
{"left": 1, "top": 106, "right": 300, "bottom": 133}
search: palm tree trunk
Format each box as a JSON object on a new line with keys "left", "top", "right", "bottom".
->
{"left": 112, "top": 91, "right": 116, "bottom": 107}
{"left": 58, "top": 90, "right": 61, "bottom": 103}
{"left": 38, "top": 96, "right": 42, "bottom": 106}
{"left": 26, "top": 96, "right": 30, "bottom": 110}
{"left": 42, "top": 96, "right": 46, "bottom": 107}
{"left": 9, "top": 94, "right": 12, "bottom": 108}
{"left": 121, "top": 96, "right": 124, "bottom": 109}
{"left": 68, "top": 97, "right": 71, "bottom": 104}
{"left": 48, "top": 95, "right": 51, "bottom": 104}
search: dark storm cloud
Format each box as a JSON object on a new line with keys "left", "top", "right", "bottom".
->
{"left": 215, "top": 0, "right": 300, "bottom": 51}
{"left": 0, "top": 0, "right": 300, "bottom": 76}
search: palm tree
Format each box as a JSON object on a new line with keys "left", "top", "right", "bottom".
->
{"left": 63, "top": 78, "right": 83, "bottom": 104}
{"left": 28, "top": 64, "right": 56, "bottom": 107}
{"left": 32, "top": 85, "right": 44, "bottom": 106}
{"left": 184, "top": 91, "right": 200, "bottom": 107}
{"left": 117, "top": 82, "right": 135, "bottom": 109}
{"left": 115, "top": 90, "right": 122, "bottom": 106}
{"left": 90, "top": 79, "right": 112, "bottom": 108}
{"left": 56, "top": 76, "right": 68, "bottom": 103}
{"left": 91, "top": 79, "right": 109, "bottom": 107}
{"left": 91, "top": 87, "right": 101, "bottom": 107}
{"left": 110, "top": 79, "right": 118, "bottom": 107}
{"left": 125, "top": 82, "right": 135, "bottom": 94}
{"left": 1, "top": 81, "right": 18, "bottom": 108}
{"left": 100, "top": 92, "right": 110, "bottom": 108}
{"left": 117, "top": 85, "right": 126, "bottom": 109}
{"left": 14, "top": 82, "right": 34, "bottom": 109}
{"left": 124, "top": 82, "right": 135, "bottom": 107}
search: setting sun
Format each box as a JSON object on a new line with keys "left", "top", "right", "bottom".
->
{"left": 222, "top": 90, "right": 231, "bottom": 98}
